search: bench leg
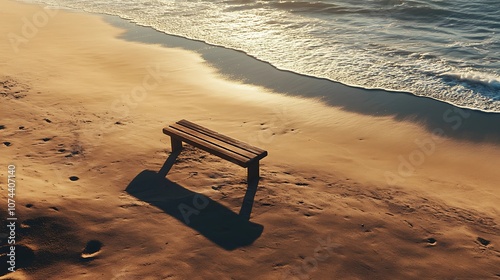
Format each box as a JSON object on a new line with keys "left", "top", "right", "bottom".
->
{"left": 158, "top": 137, "right": 183, "bottom": 177}
{"left": 247, "top": 161, "right": 259, "bottom": 184}
{"left": 239, "top": 161, "right": 260, "bottom": 220}
{"left": 171, "top": 136, "right": 183, "bottom": 153}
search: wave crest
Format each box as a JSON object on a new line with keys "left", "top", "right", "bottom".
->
{"left": 441, "top": 71, "right": 500, "bottom": 90}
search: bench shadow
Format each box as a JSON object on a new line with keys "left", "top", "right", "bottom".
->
{"left": 125, "top": 170, "right": 264, "bottom": 251}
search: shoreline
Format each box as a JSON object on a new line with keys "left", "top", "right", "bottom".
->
{"left": 1, "top": 1, "right": 499, "bottom": 279}
{"left": 12, "top": 0, "right": 500, "bottom": 141}
{"left": 102, "top": 14, "right": 500, "bottom": 144}
{"left": 24, "top": 0, "right": 500, "bottom": 115}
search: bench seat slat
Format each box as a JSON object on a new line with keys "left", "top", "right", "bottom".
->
{"left": 163, "top": 126, "right": 251, "bottom": 167}
{"left": 177, "top": 119, "right": 267, "bottom": 157}
{"left": 168, "top": 123, "right": 258, "bottom": 160}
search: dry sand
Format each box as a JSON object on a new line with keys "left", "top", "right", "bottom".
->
{"left": 0, "top": 0, "right": 499, "bottom": 279}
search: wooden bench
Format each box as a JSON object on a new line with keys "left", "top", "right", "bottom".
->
{"left": 159, "top": 119, "right": 268, "bottom": 218}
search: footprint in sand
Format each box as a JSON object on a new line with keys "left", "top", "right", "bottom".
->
{"left": 426, "top": 237, "right": 437, "bottom": 246}
{"left": 477, "top": 237, "right": 490, "bottom": 246}
{"left": 0, "top": 244, "right": 35, "bottom": 276}
{"left": 81, "top": 240, "right": 103, "bottom": 259}
{"left": 69, "top": 176, "right": 79, "bottom": 181}
{"left": 212, "top": 185, "right": 223, "bottom": 191}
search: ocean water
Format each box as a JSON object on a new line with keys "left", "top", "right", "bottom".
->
{"left": 31, "top": 0, "right": 500, "bottom": 112}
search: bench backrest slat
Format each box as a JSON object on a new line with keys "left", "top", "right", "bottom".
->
{"left": 163, "top": 120, "right": 268, "bottom": 168}
{"left": 163, "top": 126, "right": 251, "bottom": 167}
{"left": 177, "top": 119, "right": 267, "bottom": 156}
{"left": 168, "top": 123, "right": 258, "bottom": 160}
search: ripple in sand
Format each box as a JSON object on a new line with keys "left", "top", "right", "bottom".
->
{"left": 81, "top": 240, "right": 103, "bottom": 259}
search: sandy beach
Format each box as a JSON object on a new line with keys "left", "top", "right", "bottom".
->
{"left": 1, "top": 0, "right": 499, "bottom": 279}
